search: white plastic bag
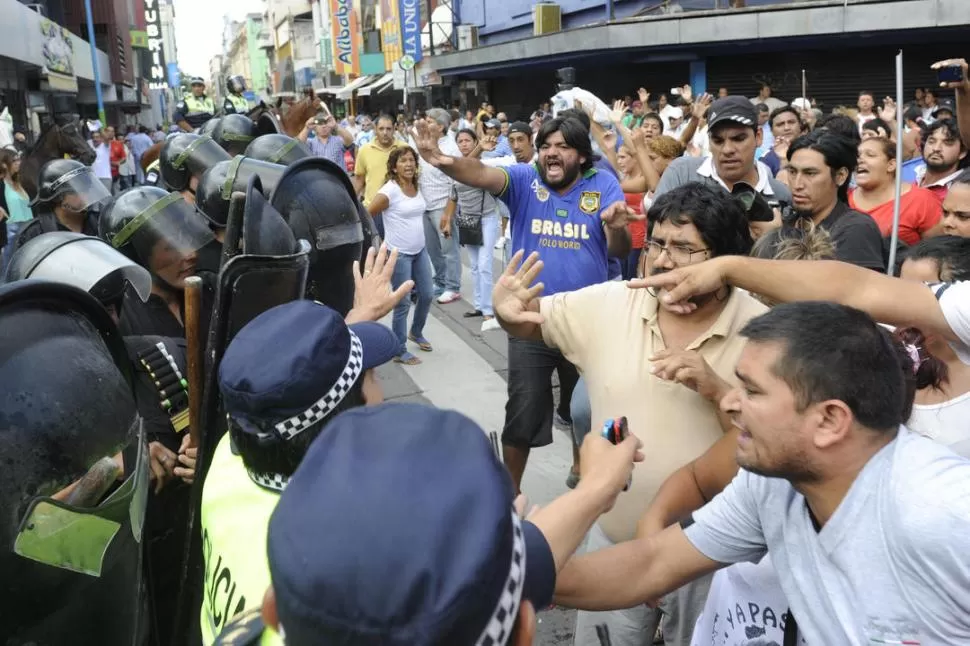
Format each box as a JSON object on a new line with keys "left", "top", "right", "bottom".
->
{"left": 550, "top": 87, "right": 611, "bottom": 125}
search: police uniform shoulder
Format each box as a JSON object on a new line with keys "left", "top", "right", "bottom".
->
{"left": 14, "top": 218, "right": 45, "bottom": 249}
{"left": 213, "top": 608, "right": 266, "bottom": 646}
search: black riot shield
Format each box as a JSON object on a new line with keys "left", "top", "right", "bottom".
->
{"left": 253, "top": 111, "right": 282, "bottom": 137}
{"left": 170, "top": 189, "right": 309, "bottom": 646}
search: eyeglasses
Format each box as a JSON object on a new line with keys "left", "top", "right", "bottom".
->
{"left": 645, "top": 240, "right": 710, "bottom": 265}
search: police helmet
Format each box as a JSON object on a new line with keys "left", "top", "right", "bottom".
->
{"left": 196, "top": 156, "right": 286, "bottom": 229}
{"left": 159, "top": 133, "right": 231, "bottom": 192}
{"left": 4, "top": 232, "right": 151, "bottom": 311}
{"left": 200, "top": 116, "right": 222, "bottom": 138}
{"left": 0, "top": 279, "right": 147, "bottom": 642}
{"left": 212, "top": 113, "right": 256, "bottom": 156}
{"left": 30, "top": 158, "right": 112, "bottom": 209}
{"left": 227, "top": 75, "right": 246, "bottom": 94}
{"left": 99, "top": 187, "right": 214, "bottom": 286}
{"left": 270, "top": 157, "right": 364, "bottom": 313}
{"left": 244, "top": 134, "right": 311, "bottom": 166}
{"left": 190, "top": 76, "right": 205, "bottom": 87}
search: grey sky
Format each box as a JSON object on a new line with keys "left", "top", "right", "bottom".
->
{"left": 172, "top": 0, "right": 264, "bottom": 78}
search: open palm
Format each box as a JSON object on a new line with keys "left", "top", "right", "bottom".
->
{"left": 493, "top": 250, "right": 546, "bottom": 325}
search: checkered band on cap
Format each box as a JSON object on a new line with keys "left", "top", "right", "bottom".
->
{"left": 476, "top": 511, "right": 526, "bottom": 646}
{"left": 268, "top": 330, "right": 364, "bottom": 442}
{"left": 247, "top": 468, "right": 289, "bottom": 493}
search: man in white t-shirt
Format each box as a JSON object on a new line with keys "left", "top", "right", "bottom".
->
{"left": 89, "top": 129, "right": 112, "bottom": 192}
{"left": 554, "top": 267, "right": 970, "bottom": 644}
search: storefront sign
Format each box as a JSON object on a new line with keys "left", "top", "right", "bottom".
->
{"left": 380, "top": 0, "right": 402, "bottom": 71}
{"left": 399, "top": 0, "right": 422, "bottom": 64}
{"left": 144, "top": 0, "right": 168, "bottom": 90}
{"left": 39, "top": 18, "right": 75, "bottom": 77}
{"left": 329, "top": 0, "right": 361, "bottom": 76}
{"left": 130, "top": 30, "right": 149, "bottom": 49}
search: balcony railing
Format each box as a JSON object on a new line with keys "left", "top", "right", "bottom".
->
{"left": 633, "top": 0, "right": 895, "bottom": 15}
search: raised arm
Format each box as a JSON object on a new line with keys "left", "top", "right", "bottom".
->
{"left": 412, "top": 120, "right": 507, "bottom": 194}
{"left": 932, "top": 58, "right": 970, "bottom": 150}
{"left": 636, "top": 256, "right": 958, "bottom": 342}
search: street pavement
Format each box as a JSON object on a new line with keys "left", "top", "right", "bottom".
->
{"left": 374, "top": 242, "right": 579, "bottom": 646}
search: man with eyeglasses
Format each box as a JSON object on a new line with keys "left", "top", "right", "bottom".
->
{"left": 492, "top": 182, "right": 767, "bottom": 646}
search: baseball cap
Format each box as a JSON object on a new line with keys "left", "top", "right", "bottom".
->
{"left": 667, "top": 106, "right": 684, "bottom": 120}
{"left": 267, "top": 402, "right": 557, "bottom": 646}
{"left": 933, "top": 100, "right": 956, "bottom": 118}
{"left": 485, "top": 118, "right": 502, "bottom": 130}
{"left": 707, "top": 96, "right": 759, "bottom": 131}
{"left": 508, "top": 121, "right": 531, "bottom": 137}
{"left": 219, "top": 300, "right": 398, "bottom": 441}
{"left": 791, "top": 97, "right": 811, "bottom": 111}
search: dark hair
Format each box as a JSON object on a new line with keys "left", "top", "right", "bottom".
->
{"left": 647, "top": 182, "right": 753, "bottom": 257}
{"left": 888, "top": 329, "right": 919, "bottom": 419}
{"left": 858, "top": 90, "right": 874, "bottom": 99}
{"left": 384, "top": 146, "right": 419, "bottom": 185}
{"left": 642, "top": 113, "right": 664, "bottom": 131}
{"left": 769, "top": 106, "right": 802, "bottom": 129}
{"left": 905, "top": 234, "right": 970, "bottom": 282}
{"left": 862, "top": 118, "right": 892, "bottom": 138}
{"left": 0, "top": 148, "right": 17, "bottom": 172}
{"left": 921, "top": 118, "right": 966, "bottom": 153}
{"left": 555, "top": 108, "right": 591, "bottom": 133}
{"left": 815, "top": 114, "right": 862, "bottom": 144}
{"left": 534, "top": 117, "right": 594, "bottom": 173}
{"left": 740, "top": 302, "right": 908, "bottom": 433}
{"left": 456, "top": 128, "right": 478, "bottom": 143}
{"left": 231, "top": 380, "right": 367, "bottom": 478}
{"left": 787, "top": 130, "right": 858, "bottom": 202}
{"left": 375, "top": 113, "right": 395, "bottom": 127}
{"left": 925, "top": 88, "right": 937, "bottom": 99}
{"left": 893, "top": 327, "right": 947, "bottom": 393}
{"left": 757, "top": 103, "right": 770, "bottom": 114}
{"left": 903, "top": 105, "right": 923, "bottom": 124}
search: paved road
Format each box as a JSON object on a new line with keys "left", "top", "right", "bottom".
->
{"left": 374, "top": 243, "right": 579, "bottom": 646}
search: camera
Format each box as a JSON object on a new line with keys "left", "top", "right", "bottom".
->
{"left": 937, "top": 64, "right": 965, "bottom": 85}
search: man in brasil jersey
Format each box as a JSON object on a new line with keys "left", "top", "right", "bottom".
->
{"left": 413, "top": 115, "right": 640, "bottom": 493}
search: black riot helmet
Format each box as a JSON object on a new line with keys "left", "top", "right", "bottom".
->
{"left": 196, "top": 156, "right": 286, "bottom": 229}
{"left": 200, "top": 116, "right": 222, "bottom": 138}
{"left": 159, "top": 133, "right": 232, "bottom": 192}
{"left": 227, "top": 75, "right": 246, "bottom": 94}
{"left": 0, "top": 280, "right": 149, "bottom": 645}
{"left": 244, "top": 133, "right": 312, "bottom": 166}
{"left": 212, "top": 113, "right": 256, "bottom": 156}
{"left": 30, "top": 158, "right": 112, "bottom": 209}
{"left": 270, "top": 156, "right": 363, "bottom": 314}
{"left": 99, "top": 187, "right": 215, "bottom": 289}
{"left": 4, "top": 232, "right": 152, "bottom": 317}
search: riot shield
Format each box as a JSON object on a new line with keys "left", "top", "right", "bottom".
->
{"left": 170, "top": 192, "right": 309, "bottom": 646}
{"left": 253, "top": 111, "right": 282, "bottom": 137}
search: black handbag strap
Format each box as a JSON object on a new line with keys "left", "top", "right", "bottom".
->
{"left": 783, "top": 610, "right": 798, "bottom": 646}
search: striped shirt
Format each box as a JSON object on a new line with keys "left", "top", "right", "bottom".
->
{"left": 307, "top": 135, "right": 347, "bottom": 168}
{"left": 412, "top": 135, "right": 459, "bottom": 211}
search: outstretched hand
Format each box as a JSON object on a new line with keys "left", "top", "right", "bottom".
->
{"left": 492, "top": 250, "right": 546, "bottom": 327}
{"left": 347, "top": 244, "right": 414, "bottom": 323}
{"left": 412, "top": 120, "right": 454, "bottom": 167}
{"left": 600, "top": 200, "right": 644, "bottom": 230}
{"left": 628, "top": 256, "right": 732, "bottom": 314}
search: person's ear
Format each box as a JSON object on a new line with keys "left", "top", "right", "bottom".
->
{"left": 811, "top": 400, "right": 853, "bottom": 451}
{"left": 511, "top": 600, "right": 536, "bottom": 646}
{"left": 835, "top": 167, "right": 850, "bottom": 188}
{"left": 261, "top": 586, "right": 279, "bottom": 630}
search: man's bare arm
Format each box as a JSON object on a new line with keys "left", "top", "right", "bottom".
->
{"left": 413, "top": 120, "right": 508, "bottom": 194}
{"left": 554, "top": 525, "right": 723, "bottom": 610}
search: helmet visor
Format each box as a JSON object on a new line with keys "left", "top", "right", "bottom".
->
{"left": 29, "top": 237, "right": 152, "bottom": 304}
{"left": 174, "top": 135, "right": 232, "bottom": 180}
{"left": 13, "top": 419, "right": 149, "bottom": 577}
{"left": 110, "top": 193, "right": 215, "bottom": 282}
{"left": 33, "top": 165, "right": 112, "bottom": 210}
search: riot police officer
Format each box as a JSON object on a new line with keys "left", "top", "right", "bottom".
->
{"left": 159, "top": 132, "right": 232, "bottom": 204}
{"left": 4, "top": 233, "right": 196, "bottom": 646}
{"left": 212, "top": 113, "right": 257, "bottom": 156}
{"left": 0, "top": 279, "right": 150, "bottom": 646}
{"left": 174, "top": 77, "right": 216, "bottom": 132}
{"left": 244, "top": 133, "right": 312, "bottom": 166}
{"left": 99, "top": 186, "right": 215, "bottom": 337}
{"left": 15, "top": 158, "right": 112, "bottom": 249}
{"left": 223, "top": 75, "right": 250, "bottom": 115}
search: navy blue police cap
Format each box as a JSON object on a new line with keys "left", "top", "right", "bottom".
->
{"left": 218, "top": 300, "right": 398, "bottom": 441}
{"left": 267, "top": 402, "right": 557, "bottom": 646}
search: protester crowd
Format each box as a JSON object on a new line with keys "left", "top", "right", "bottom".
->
{"left": 1, "top": 55, "right": 969, "bottom": 646}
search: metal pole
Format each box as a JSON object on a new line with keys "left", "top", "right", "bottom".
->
{"left": 84, "top": 0, "right": 107, "bottom": 125}
{"left": 427, "top": 0, "right": 434, "bottom": 57}
{"left": 887, "top": 49, "right": 904, "bottom": 276}
{"left": 801, "top": 69, "right": 806, "bottom": 102}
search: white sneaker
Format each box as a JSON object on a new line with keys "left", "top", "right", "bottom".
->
{"left": 481, "top": 317, "right": 500, "bottom": 332}
{"left": 436, "top": 290, "right": 461, "bottom": 304}
{"left": 494, "top": 237, "right": 506, "bottom": 250}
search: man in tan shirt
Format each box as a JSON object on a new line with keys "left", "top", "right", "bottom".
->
{"left": 493, "top": 183, "right": 766, "bottom": 646}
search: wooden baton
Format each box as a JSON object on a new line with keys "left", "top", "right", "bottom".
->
{"left": 183, "top": 275, "right": 204, "bottom": 450}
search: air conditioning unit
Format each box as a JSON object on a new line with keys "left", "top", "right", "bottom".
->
{"left": 533, "top": 3, "right": 561, "bottom": 36}
{"left": 457, "top": 25, "right": 479, "bottom": 50}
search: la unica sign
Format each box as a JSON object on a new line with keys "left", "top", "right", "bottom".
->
{"left": 144, "top": 0, "right": 167, "bottom": 90}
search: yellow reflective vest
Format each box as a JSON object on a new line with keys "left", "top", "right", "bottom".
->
{"left": 225, "top": 94, "right": 249, "bottom": 114}
{"left": 199, "top": 434, "right": 283, "bottom": 646}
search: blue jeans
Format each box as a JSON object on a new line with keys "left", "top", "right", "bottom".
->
{"left": 570, "top": 376, "right": 592, "bottom": 446}
{"left": 467, "top": 211, "right": 499, "bottom": 315}
{"left": 2, "top": 221, "right": 27, "bottom": 276}
{"left": 391, "top": 248, "right": 434, "bottom": 355}
{"left": 423, "top": 207, "right": 461, "bottom": 294}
